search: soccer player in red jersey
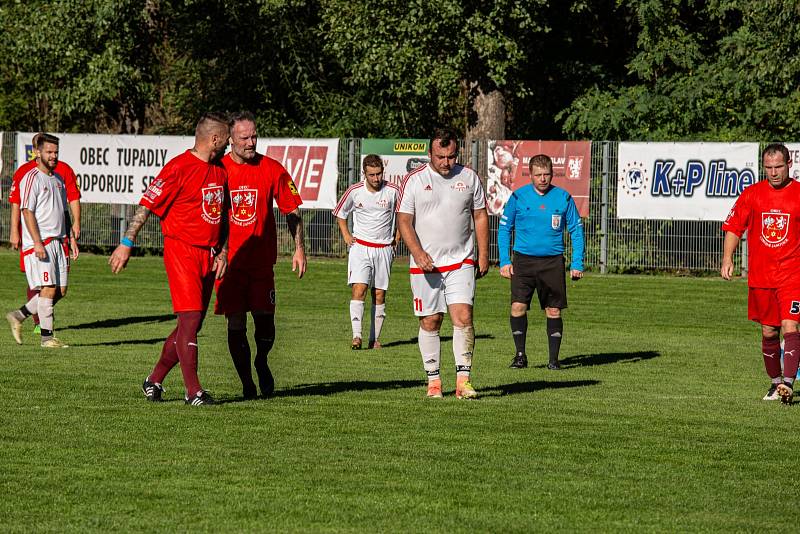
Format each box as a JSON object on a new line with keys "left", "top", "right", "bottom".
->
{"left": 722, "top": 143, "right": 800, "bottom": 404}
{"left": 8, "top": 132, "right": 81, "bottom": 334}
{"left": 215, "top": 111, "right": 306, "bottom": 399}
{"left": 109, "top": 112, "right": 230, "bottom": 406}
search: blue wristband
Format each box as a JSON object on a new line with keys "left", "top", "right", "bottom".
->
{"left": 121, "top": 237, "right": 135, "bottom": 248}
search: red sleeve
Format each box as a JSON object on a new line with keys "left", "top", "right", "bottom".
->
{"left": 272, "top": 162, "right": 303, "bottom": 215}
{"left": 140, "top": 160, "right": 182, "bottom": 217}
{"left": 60, "top": 162, "right": 81, "bottom": 202}
{"left": 721, "top": 187, "right": 751, "bottom": 237}
{"left": 9, "top": 169, "right": 23, "bottom": 204}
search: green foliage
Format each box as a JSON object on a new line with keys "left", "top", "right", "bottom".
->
{"left": 561, "top": 0, "right": 800, "bottom": 140}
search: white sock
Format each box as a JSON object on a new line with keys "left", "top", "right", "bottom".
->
{"left": 24, "top": 295, "right": 39, "bottom": 316}
{"left": 350, "top": 300, "right": 364, "bottom": 339}
{"left": 453, "top": 325, "right": 474, "bottom": 378}
{"left": 370, "top": 304, "right": 386, "bottom": 343}
{"left": 38, "top": 297, "right": 54, "bottom": 334}
{"left": 419, "top": 328, "right": 441, "bottom": 380}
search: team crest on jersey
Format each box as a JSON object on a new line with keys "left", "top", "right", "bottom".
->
{"left": 201, "top": 186, "right": 224, "bottom": 223}
{"left": 551, "top": 214, "right": 562, "bottom": 229}
{"left": 231, "top": 189, "right": 258, "bottom": 225}
{"left": 452, "top": 181, "right": 467, "bottom": 192}
{"left": 288, "top": 179, "right": 299, "bottom": 196}
{"left": 377, "top": 199, "right": 389, "bottom": 209}
{"left": 762, "top": 211, "right": 789, "bottom": 246}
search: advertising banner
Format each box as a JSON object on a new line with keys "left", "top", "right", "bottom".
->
{"left": 787, "top": 143, "right": 800, "bottom": 181}
{"left": 486, "top": 140, "right": 591, "bottom": 217}
{"left": 16, "top": 134, "right": 340, "bottom": 208}
{"left": 617, "top": 142, "right": 759, "bottom": 220}
{"left": 360, "top": 139, "right": 429, "bottom": 187}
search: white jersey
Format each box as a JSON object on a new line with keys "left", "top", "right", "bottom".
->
{"left": 398, "top": 163, "right": 486, "bottom": 270}
{"left": 333, "top": 181, "right": 400, "bottom": 245}
{"left": 19, "top": 167, "right": 68, "bottom": 251}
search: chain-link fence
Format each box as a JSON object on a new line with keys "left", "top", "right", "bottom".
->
{"left": 1, "top": 132, "right": 752, "bottom": 272}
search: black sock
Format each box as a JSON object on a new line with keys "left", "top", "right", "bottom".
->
{"left": 227, "top": 328, "right": 256, "bottom": 395}
{"left": 547, "top": 317, "right": 563, "bottom": 364}
{"left": 510, "top": 315, "right": 527, "bottom": 355}
{"left": 254, "top": 314, "right": 276, "bottom": 396}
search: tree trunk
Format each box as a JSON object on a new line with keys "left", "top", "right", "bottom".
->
{"left": 464, "top": 83, "right": 505, "bottom": 172}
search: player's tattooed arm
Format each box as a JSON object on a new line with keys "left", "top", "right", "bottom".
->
{"left": 124, "top": 205, "right": 151, "bottom": 241}
{"left": 109, "top": 206, "right": 151, "bottom": 273}
{"left": 287, "top": 209, "right": 307, "bottom": 278}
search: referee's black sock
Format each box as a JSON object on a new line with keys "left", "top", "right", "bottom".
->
{"left": 510, "top": 315, "right": 527, "bottom": 355}
{"left": 547, "top": 317, "right": 563, "bottom": 364}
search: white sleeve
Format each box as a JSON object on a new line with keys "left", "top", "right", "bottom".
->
{"left": 333, "top": 188, "right": 355, "bottom": 219}
{"left": 472, "top": 173, "right": 486, "bottom": 210}
{"left": 20, "top": 174, "right": 39, "bottom": 212}
{"left": 397, "top": 177, "right": 416, "bottom": 215}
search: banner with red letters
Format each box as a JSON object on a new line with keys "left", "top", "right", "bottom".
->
{"left": 15, "top": 133, "right": 340, "bottom": 208}
{"left": 486, "top": 140, "right": 592, "bottom": 217}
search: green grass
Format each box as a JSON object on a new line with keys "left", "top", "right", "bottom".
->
{"left": 0, "top": 249, "right": 793, "bottom": 532}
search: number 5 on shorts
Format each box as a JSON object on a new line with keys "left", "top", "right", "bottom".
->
{"left": 791, "top": 301, "right": 800, "bottom": 315}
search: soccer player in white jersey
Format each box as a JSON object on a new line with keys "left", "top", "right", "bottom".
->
{"left": 397, "top": 128, "right": 490, "bottom": 399}
{"left": 6, "top": 134, "right": 79, "bottom": 348}
{"left": 333, "top": 154, "right": 400, "bottom": 349}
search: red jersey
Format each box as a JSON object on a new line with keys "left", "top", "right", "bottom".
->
{"left": 10, "top": 159, "right": 80, "bottom": 204}
{"left": 222, "top": 152, "right": 303, "bottom": 268}
{"left": 140, "top": 150, "right": 227, "bottom": 248}
{"left": 722, "top": 179, "right": 800, "bottom": 288}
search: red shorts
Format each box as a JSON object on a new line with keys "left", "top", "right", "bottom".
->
{"left": 214, "top": 266, "right": 276, "bottom": 315}
{"left": 163, "top": 237, "right": 215, "bottom": 313}
{"left": 748, "top": 287, "right": 800, "bottom": 326}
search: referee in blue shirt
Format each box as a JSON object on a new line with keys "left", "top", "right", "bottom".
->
{"left": 498, "top": 154, "right": 585, "bottom": 369}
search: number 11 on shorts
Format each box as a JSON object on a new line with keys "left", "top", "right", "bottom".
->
{"left": 413, "top": 297, "right": 423, "bottom": 312}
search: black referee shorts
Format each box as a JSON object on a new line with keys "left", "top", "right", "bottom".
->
{"left": 510, "top": 253, "right": 567, "bottom": 310}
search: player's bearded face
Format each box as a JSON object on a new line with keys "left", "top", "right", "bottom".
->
{"left": 231, "top": 120, "right": 258, "bottom": 162}
{"left": 530, "top": 165, "right": 553, "bottom": 193}
{"left": 429, "top": 141, "right": 458, "bottom": 176}
{"left": 364, "top": 165, "right": 384, "bottom": 190}
{"left": 38, "top": 142, "right": 59, "bottom": 171}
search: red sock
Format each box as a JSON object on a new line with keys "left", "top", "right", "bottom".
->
{"left": 763, "top": 336, "right": 782, "bottom": 379}
{"left": 783, "top": 332, "right": 800, "bottom": 382}
{"left": 150, "top": 327, "right": 179, "bottom": 384}
{"left": 175, "top": 311, "right": 204, "bottom": 397}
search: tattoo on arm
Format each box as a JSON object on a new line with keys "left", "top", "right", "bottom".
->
{"left": 286, "top": 210, "right": 305, "bottom": 249}
{"left": 124, "top": 206, "right": 152, "bottom": 241}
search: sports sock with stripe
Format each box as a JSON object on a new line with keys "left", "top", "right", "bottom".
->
{"left": 419, "top": 327, "right": 441, "bottom": 381}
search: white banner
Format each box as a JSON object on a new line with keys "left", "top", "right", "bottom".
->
{"left": 617, "top": 142, "right": 759, "bottom": 221}
{"left": 16, "top": 133, "right": 340, "bottom": 208}
{"left": 787, "top": 143, "right": 800, "bottom": 181}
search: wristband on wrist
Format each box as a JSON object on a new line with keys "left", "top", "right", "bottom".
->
{"left": 121, "top": 237, "right": 135, "bottom": 248}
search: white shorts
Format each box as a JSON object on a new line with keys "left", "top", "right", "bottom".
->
{"left": 410, "top": 264, "right": 475, "bottom": 316}
{"left": 24, "top": 239, "right": 69, "bottom": 289}
{"left": 348, "top": 242, "right": 394, "bottom": 290}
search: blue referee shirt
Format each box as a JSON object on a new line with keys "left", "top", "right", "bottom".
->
{"left": 498, "top": 184, "right": 585, "bottom": 270}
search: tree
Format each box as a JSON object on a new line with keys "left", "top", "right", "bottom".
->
{"left": 560, "top": 0, "right": 800, "bottom": 141}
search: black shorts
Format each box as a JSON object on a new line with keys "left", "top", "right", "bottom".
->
{"left": 510, "top": 253, "right": 567, "bottom": 310}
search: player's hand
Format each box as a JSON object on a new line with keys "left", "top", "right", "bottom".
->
{"left": 70, "top": 237, "right": 79, "bottom": 261}
{"left": 213, "top": 250, "right": 227, "bottom": 280}
{"left": 344, "top": 235, "right": 354, "bottom": 248}
{"left": 721, "top": 258, "right": 734, "bottom": 280}
{"left": 412, "top": 250, "right": 434, "bottom": 272}
{"left": 570, "top": 269, "right": 583, "bottom": 281}
{"left": 476, "top": 255, "right": 490, "bottom": 279}
{"left": 72, "top": 224, "right": 81, "bottom": 242}
{"left": 293, "top": 247, "right": 307, "bottom": 279}
{"left": 33, "top": 242, "right": 47, "bottom": 260}
{"left": 9, "top": 233, "right": 20, "bottom": 251}
{"left": 109, "top": 244, "right": 132, "bottom": 273}
{"left": 499, "top": 264, "right": 513, "bottom": 279}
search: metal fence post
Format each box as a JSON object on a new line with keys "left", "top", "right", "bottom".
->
{"left": 600, "top": 141, "right": 610, "bottom": 274}
{"left": 348, "top": 138, "right": 357, "bottom": 186}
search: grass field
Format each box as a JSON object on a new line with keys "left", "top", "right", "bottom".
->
{"left": 0, "top": 249, "right": 795, "bottom": 532}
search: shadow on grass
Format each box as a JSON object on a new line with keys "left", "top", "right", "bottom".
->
{"left": 540, "top": 350, "right": 660, "bottom": 369}
{"left": 62, "top": 314, "right": 174, "bottom": 331}
{"left": 480, "top": 379, "right": 601, "bottom": 397}
{"left": 216, "top": 379, "right": 427, "bottom": 403}
{"left": 380, "top": 334, "right": 495, "bottom": 348}
{"left": 77, "top": 337, "right": 165, "bottom": 347}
